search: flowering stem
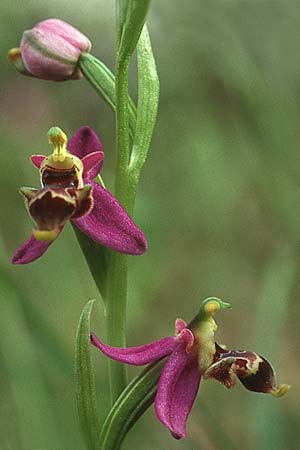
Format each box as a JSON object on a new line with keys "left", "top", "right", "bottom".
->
{"left": 79, "top": 0, "right": 157, "bottom": 415}
{"left": 104, "top": 20, "right": 158, "bottom": 407}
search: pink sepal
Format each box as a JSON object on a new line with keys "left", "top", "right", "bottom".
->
{"left": 31, "top": 155, "right": 46, "bottom": 169}
{"left": 82, "top": 151, "right": 104, "bottom": 180}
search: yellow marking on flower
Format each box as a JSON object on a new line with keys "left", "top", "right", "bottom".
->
{"left": 246, "top": 355, "right": 263, "bottom": 375}
{"left": 19, "top": 187, "right": 38, "bottom": 200}
{"left": 33, "top": 228, "right": 60, "bottom": 241}
{"left": 47, "top": 127, "right": 68, "bottom": 163}
{"left": 8, "top": 47, "right": 21, "bottom": 62}
{"left": 40, "top": 127, "right": 84, "bottom": 186}
{"left": 194, "top": 318, "right": 218, "bottom": 372}
{"left": 199, "top": 298, "right": 231, "bottom": 320}
{"left": 271, "top": 384, "right": 291, "bottom": 398}
{"left": 204, "top": 300, "right": 221, "bottom": 316}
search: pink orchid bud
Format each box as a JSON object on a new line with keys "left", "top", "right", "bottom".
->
{"left": 8, "top": 19, "right": 91, "bottom": 81}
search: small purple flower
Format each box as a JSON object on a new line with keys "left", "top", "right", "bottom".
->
{"left": 91, "top": 298, "right": 290, "bottom": 439}
{"left": 12, "top": 126, "right": 147, "bottom": 264}
{"left": 8, "top": 18, "right": 91, "bottom": 81}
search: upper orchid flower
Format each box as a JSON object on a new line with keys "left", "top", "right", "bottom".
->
{"left": 8, "top": 18, "right": 91, "bottom": 81}
{"left": 91, "top": 297, "right": 290, "bottom": 439}
{"left": 12, "top": 126, "right": 147, "bottom": 264}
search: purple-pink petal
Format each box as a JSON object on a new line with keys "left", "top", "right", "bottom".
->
{"left": 82, "top": 151, "right": 104, "bottom": 181}
{"left": 72, "top": 182, "right": 147, "bottom": 255}
{"left": 155, "top": 342, "right": 201, "bottom": 439}
{"left": 31, "top": 155, "right": 46, "bottom": 170}
{"left": 175, "top": 319, "right": 187, "bottom": 335}
{"left": 21, "top": 32, "right": 81, "bottom": 81}
{"left": 12, "top": 233, "right": 57, "bottom": 264}
{"left": 67, "top": 126, "right": 103, "bottom": 159}
{"left": 90, "top": 332, "right": 177, "bottom": 365}
{"left": 34, "top": 19, "right": 91, "bottom": 53}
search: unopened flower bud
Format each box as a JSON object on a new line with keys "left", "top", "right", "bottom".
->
{"left": 8, "top": 18, "right": 91, "bottom": 81}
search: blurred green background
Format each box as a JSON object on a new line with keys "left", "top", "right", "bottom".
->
{"left": 1, "top": 1, "right": 299, "bottom": 449}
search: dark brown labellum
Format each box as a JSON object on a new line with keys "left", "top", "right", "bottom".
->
{"left": 41, "top": 166, "right": 79, "bottom": 188}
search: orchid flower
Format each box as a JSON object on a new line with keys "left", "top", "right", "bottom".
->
{"left": 12, "top": 126, "right": 147, "bottom": 264}
{"left": 91, "top": 297, "right": 290, "bottom": 439}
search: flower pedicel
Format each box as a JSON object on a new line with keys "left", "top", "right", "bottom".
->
{"left": 12, "top": 126, "right": 147, "bottom": 264}
{"left": 91, "top": 297, "right": 290, "bottom": 439}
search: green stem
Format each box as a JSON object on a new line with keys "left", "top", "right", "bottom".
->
{"left": 106, "top": 56, "right": 134, "bottom": 404}
{"left": 105, "top": 252, "right": 128, "bottom": 403}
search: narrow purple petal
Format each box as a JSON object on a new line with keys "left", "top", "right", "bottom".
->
{"left": 12, "top": 233, "right": 56, "bottom": 264}
{"left": 82, "top": 151, "right": 104, "bottom": 181}
{"left": 72, "top": 182, "right": 147, "bottom": 255}
{"left": 155, "top": 343, "right": 201, "bottom": 439}
{"left": 31, "top": 155, "right": 46, "bottom": 170}
{"left": 90, "top": 332, "right": 177, "bottom": 365}
{"left": 67, "top": 126, "right": 103, "bottom": 159}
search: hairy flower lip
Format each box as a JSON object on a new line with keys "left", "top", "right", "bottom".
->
{"left": 12, "top": 126, "right": 148, "bottom": 264}
{"left": 91, "top": 298, "right": 289, "bottom": 439}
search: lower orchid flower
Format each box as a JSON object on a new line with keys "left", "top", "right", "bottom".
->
{"left": 91, "top": 297, "right": 290, "bottom": 439}
{"left": 12, "top": 126, "right": 147, "bottom": 264}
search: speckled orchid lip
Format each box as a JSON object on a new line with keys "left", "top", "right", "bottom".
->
{"left": 12, "top": 126, "right": 148, "bottom": 264}
{"left": 90, "top": 298, "right": 290, "bottom": 439}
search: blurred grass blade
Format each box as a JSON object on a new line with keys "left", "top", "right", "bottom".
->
{"left": 79, "top": 53, "right": 137, "bottom": 139}
{"left": 248, "top": 245, "right": 296, "bottom": 450}
{"left": 0, "top": 274, "right": 60, "bottom": 449}
{"left": 75, "top": 299, "right": 100, "bottom": 450}
{"left": 99, "top": 360, "right": 164, "bottom": 450}
{"left": 129, "top": 25, "right": 159, "bottom": 176}
{"left": 118, "top": 0, "right": 151, "bottom": 61}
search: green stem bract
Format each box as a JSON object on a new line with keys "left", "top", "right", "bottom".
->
{"left": 99, "top": 360, "right": 164, "bottom": 450}
{"left": 79, "top": 53, "right": 137, "bottom": 140}
{"left": 115, "top": 58, "right": 131, "bottom": 193}
{"left": 116, "top": 0, "right": 128, "bottom": 48}
{"left": 129, "top": 25, "right": 159, "bottom": 178}
{"left": 118, "top": 0, "right": 151, "bottom": 62}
